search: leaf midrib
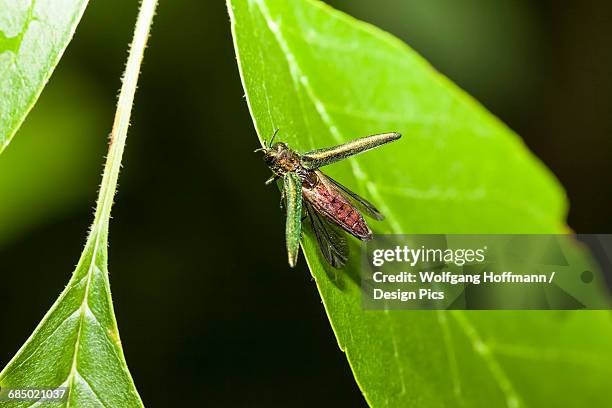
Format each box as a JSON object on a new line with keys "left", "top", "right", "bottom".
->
{"left": 64, "top": 228, "right": 104, "bottom": 408}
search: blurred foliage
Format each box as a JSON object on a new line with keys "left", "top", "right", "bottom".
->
{"left": 327, "top": 0, "right": 545, "bottom": 117}
{"left": 0, "top": 70, "right": 107, "bottom": 247}
{"left": 0, "top": 0, "right": 89, "bottom": 153}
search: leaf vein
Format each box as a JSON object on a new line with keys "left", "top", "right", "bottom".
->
{"left": 65, "top": 231, "right": 102, "bottom": 408}
{"left": 75, "top": 369, "right": 110, "bottom": 408}
{"left": 451, "top": 311, "right": 524, "bottom": 408}
{"left": 436, "top": 311, "right": 463, "bottom": 403}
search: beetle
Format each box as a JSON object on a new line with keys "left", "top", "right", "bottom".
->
{"left": 257, "top": 130, "right": 401, "bottom": 268}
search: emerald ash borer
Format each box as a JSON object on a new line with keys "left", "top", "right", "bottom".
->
{"left": 257, "top": 130, "right": 401, "bottom": 268}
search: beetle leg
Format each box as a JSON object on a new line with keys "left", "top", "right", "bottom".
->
{"left": 265, "top": 174, "right": 279, "bottom": 185}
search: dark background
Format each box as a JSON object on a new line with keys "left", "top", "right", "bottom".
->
{"left": 1, "top": 1, "right": 611, "bottom": 406}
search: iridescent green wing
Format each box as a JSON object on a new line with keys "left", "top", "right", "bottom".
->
{"left": 284, "top": 171, "right": 303, "bottom": 267}
{"left": 300, "top": 132, "right": 401, "bottom": 169}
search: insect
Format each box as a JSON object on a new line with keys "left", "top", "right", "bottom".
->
{"left": 257, "top": 130, "right": 401, "bottom": 268}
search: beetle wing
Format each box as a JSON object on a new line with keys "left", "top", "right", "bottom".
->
{"left": 301, "top": 132, "right": 401, "bottom": 170}
{"left": 316, "top": 171, "right": 384, "bottom": 221}
{"left": 306, "top": 202, "right": 348, "bottom": 268}
{"left": 283, "top": 172, "right": 303, "bottom": 267}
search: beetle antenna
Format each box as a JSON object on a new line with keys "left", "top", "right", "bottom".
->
{"left": 270, "top": 128, "right": 280, "bottom": 145}
{"left": 254, "top": 128, "right": 280, "bottom": 153}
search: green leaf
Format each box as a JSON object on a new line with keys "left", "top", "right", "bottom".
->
{"left": 0, "top": 1, "right": 158, "bottom": 406}
{"left": 227, "top": 0, "right": 612, "bottom": 407}
{"left": 0, "top": 0, "right": 88, "bottom": 154}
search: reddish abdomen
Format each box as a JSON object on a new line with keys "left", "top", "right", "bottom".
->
{"left": 303, "top": 180, "right": 372, "bottom": 240}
